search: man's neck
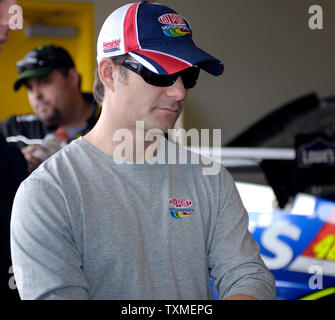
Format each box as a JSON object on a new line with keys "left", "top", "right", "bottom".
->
{"left": 84, "top": 120, "right": 163, "bottom": 163}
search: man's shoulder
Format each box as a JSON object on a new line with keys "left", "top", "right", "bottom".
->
{"left": 25, "top": 139, "right": 85, "bottom": 187}
{"left": 44, "top": 137, "right": 85, "bottom": 164}
{"left": 42, "top": 138, "right": 88, "bottom": 168}
{"left": 0, "top": 113, "right": 43, "bottom": 134}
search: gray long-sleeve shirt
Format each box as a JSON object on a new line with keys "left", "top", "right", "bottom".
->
{"left": 11, "top": 137, "right": 276, "bottom": 300}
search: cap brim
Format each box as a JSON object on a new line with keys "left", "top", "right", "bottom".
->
{"left": 14, "top": 67, "right": 54, "bottom": 91}
{"left": 129, "top": 44, "right": 224, "bottom": 76}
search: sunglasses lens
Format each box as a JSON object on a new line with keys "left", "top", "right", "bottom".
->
{"left": 144, "top": 71, "right": 177, "bottom": 87}
{"left": 143, "top": 67, "right": 199, "bottom": 89}
{"left": 180, "top": 67, "right": 200, "bottom": 89}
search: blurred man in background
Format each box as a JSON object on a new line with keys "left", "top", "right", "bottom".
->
{"left": 0, "top": 42, "right": 100, "bottom": 297}
{"left": 0, "top": 44, "right": 101, "bottom": 173}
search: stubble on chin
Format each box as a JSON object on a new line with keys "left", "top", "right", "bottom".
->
{"left": 38, "top": 108, "right": 62, "bottom": 127}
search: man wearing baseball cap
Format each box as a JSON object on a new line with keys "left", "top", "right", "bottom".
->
{"left": 0, "top": 44, "right": 101, "bottom": 172}
{"left": 11, "top": 1, "right": 276, "bottom": 300}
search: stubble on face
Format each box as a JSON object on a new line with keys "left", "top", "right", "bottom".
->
{"left": 36, "top": 107, "right": 62, "bottom": 127}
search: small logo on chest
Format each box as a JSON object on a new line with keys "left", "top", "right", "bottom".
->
{"left": 169, "top": 198, "right": 195, "bottom": 219}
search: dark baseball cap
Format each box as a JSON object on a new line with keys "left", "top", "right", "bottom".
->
{"left": 14, "top": 44, "right": 75, "bottom": 91}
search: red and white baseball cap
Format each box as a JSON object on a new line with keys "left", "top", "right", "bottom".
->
{"left": 97, "top": 0, "right": 224, "bottom": 76}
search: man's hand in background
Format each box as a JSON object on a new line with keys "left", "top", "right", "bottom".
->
{"left": 21, "top": 145, "right": 46, "bottom": 173}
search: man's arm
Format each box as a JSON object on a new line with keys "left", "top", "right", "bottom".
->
{"left": 20, "top": 145, "right": 45, "bottom": 173}
{"left": 208, "top": 167, "right": 276, "bottom": 300}
{"left": 11, "top": 177, "right": 89, "bottom": 299}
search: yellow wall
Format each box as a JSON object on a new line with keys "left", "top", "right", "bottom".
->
{"left": 0, "top": 0, "right": 94, "bottom": 121}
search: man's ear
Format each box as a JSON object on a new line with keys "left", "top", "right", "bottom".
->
{"left": 98, "top": 58, "right": 117, "bottom": 92}
{"left": 67, "top": 68, "right": 81, "bottom": 89}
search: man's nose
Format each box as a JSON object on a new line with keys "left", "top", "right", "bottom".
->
{"left": 165, "top": 76, "right": 188, "bottom": 101}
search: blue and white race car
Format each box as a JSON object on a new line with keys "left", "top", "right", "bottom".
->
{"left": 237, "top": 182, "right": 335, "bottom": 300}
{"left": 211, "top": 92, "right": 335, "bottom": 299}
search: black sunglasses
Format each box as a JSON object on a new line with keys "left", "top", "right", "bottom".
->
{"left": 120, "top": 60, "right": 200, "bottom": 89}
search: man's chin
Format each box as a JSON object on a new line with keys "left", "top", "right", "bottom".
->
{"left": 37, "top": 109, "right": 62, "bottom": 127}
{"left": 152, "top": 124, "right": 177, "bottom": 134}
